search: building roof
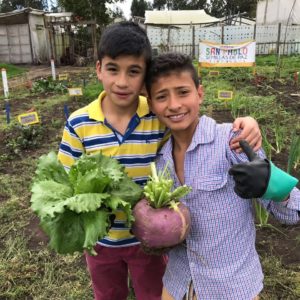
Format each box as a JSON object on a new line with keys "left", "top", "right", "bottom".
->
{"left": 145, "top": 10, "right": 219, "bottom": 25}
{"left": 0, "top": 7, "right": 44, "bottom": 25}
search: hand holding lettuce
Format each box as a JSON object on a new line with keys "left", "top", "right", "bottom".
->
{"left": 30, "top": 152, "right": 142, "bottom": 255}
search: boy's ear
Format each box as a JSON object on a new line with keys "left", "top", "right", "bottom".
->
{"left": 197, "top": 85, "right": 204, "bottom": 104}
{"left": 147, "top": 97, "right": 155, "bottom": 113}
{"left": 96, "top": 60, "right": 102, "bottom": 81}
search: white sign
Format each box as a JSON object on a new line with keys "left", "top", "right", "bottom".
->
{"left": 199, "top": 41, "right": 256, "bottom": 67}
{"left": 68, "top": 87, "right": 83, "bottom": 96}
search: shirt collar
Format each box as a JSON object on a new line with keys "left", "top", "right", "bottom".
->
{"left": 87, "top": 91, "right": 150, "bottom": 121}
{"left": 88, "top": 91, "right": 105, "bottom": 121}
{"left": 159, "top": 115, "right": 217, "bottom": 156}
{"left": 189, "top": 115, "right": 216, "bottom": 149}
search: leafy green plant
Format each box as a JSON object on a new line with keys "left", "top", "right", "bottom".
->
{"left": 4, "top": 124, "right": 45, "bottom": 156}
{"left": 272, "top": 122, "right": 287, "bottom": 154}
{"left": 261, "top": 127, "right": 274, "bottom": 160}
{"left": 253, "top": 199, "right": 286, "bottom": 236}
{"left": 81, "top": 82, "right": 103, "bottom": 104}
{"left": 31, "top": 77, "right": 67, "bottom": 94}
{"left": 143, "top": 162, "right": 191, "bottom": 209}
{"left": 31, "top": 152, "right": 142, "bottom": 255}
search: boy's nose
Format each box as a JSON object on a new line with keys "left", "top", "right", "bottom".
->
{"left": 115, "top": 73, "right": 128, "bottom": 87}
{"left": 168, "top": 94, "right": 181, "bottom": 110}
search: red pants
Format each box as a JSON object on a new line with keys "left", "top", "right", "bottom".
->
{"left": 85, "top": 244, "right": 167, "bottom": 300}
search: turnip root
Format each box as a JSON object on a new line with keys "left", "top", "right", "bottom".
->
{"left": 132, "top": 162, "right": 192, "bottom": 249}
{"left": 132, "top": 198, "right": 191, "bottom": 248}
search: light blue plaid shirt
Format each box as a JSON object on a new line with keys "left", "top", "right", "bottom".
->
{"left": 156, "top": 115, "right": 300, "bottom": 300}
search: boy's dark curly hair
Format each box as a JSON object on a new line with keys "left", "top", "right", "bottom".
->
{"left": 145, "top": 52, "right": 200, "bottom": 97}
{"left": 98, "top": 21, "right": 152, "bottom": 67}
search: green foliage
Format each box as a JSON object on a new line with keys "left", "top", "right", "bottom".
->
{"left": 207, "top": 0, "right": 257, "bottom": 18}
{"left": 31, "top": 77, "right": 67, "bottom": 94}
{"left": 57, "top": 0, "right": 123, "bottom": 26}
{"left": 288, "top": 130, "right": 300, "bottom": 173}
{"left": 261, "top": 255, "right": 300, "bottom": 299}
{"left": 3, "top": 124, "right": 45, "bottom": 157}
{"left": 0, "top": 63, "right": 27, "bottom": 78}
{"left": 143, "top": 162, "right": 191, "bottom": 208}
{"left": 131, "top": 0, "right": 151, "bottom": 17}
{"left": 31, "top": 152, "right": 142, "bottom": 255}
{"left": 81, "top": 82, "right": 103, "bottom": 103}
{"left": 0, "top": 0, "right": 46, "bottom": 13}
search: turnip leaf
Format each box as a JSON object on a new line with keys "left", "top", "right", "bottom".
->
{"left": 144, "top": 162, "right": 191, "bottom": 208}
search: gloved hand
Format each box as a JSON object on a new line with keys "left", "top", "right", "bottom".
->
{"left": 229, "top": 140, "right": 298, "bottom": 202}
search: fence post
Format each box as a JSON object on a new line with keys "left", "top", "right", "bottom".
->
{"left": 51, "top": 59, "right": 56, "bottom": 80}
{"left": 91, "top": 23, "right": 98, "bottom": 61}
{"left": 167, "top": 25, "right": 171, "bottom": 50}
{"left": 1, "top": 68, "right": 9, "bottom": 98}
{"left": 192, "top": 25, "right": 195, "bottom": 59}
{"left": 276, "top": 23, "right": 282, "bottom": 55}
{"left": 221, "top": 24, "right": 224, "bottom": 44}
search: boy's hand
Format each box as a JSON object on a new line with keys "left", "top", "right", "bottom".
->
{"left": 140, "top": 243, "right": 172, "bottom": 256}
{"left": 229, "top": 140, "right": 298, "bottom": 201}
{"left": 230, "top": 117, "right": 262, "bottom": 152}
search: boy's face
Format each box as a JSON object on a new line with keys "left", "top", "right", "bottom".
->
{"left": 96, "top": 54, "right": 146, "bottom": 111}
{"left": 149, "top": 71, "right": 203, "bottom": 135}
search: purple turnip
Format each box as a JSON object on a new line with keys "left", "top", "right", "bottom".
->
{"left": 132, "top": 162, "right": 192, "bottom": 248}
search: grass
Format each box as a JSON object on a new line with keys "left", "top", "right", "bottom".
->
{"left": 261, "top": 255, "right": 300, "bottom": 299}
{"left": 0, "top": 63, "right": 28, "bottom": 79}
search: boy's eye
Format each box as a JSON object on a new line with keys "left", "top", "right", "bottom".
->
{"left": 107, "top": 67, "right": 117, "bottom": 72}
{"left": 129, "top": 69, "right": 141, "bottom": 76}
{"left": 179, "top": 89, "right": 189, "bottom": 96}
{"left": 154, "top": 94, "right": 166, "bottom": 101}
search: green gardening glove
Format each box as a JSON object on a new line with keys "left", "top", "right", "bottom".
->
{"left": 229, "top": 140, "right": 298, "bottom": 202}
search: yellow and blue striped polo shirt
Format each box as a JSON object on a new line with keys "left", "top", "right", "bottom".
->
{"left": 58, "top": 91, "right": 166, "bottom": 247}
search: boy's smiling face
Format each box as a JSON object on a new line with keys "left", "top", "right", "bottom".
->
{"left": 149, "top": 70, "right": 204, "bottom": 135}
{"left": 96, "top": 54, "right": 146, "bottom": 111}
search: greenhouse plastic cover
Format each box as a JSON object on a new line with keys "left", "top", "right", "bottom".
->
{"left": 145, "top": 10, "right": 219, "bottom": 25}
{"left": 256, "top": 0, "right": 300, "bottom": 25}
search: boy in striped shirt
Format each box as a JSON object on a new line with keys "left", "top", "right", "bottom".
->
{"left": 58, "top": 22, "right": 262, "bottom": 300}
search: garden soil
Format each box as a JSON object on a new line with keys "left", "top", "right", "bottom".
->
{"left": 1, "top": 65, "right": 299, "bottom": 299}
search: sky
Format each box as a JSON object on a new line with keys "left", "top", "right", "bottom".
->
{"left": 47, "top": 1, "right": 136, "bottom": 20}
{"left": 115, "top": 0, "right": 133, "bottom": 19}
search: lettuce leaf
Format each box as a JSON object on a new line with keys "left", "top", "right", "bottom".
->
{"left": 30, "top": 152, "right": 142, "bottom": 255}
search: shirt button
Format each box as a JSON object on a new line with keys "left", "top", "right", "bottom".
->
{"left": 190, "top": 262, "right": 195, "bottom": 268}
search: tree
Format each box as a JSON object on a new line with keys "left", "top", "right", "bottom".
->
{"left": 152, "top": 0, "right": 166, "bottom": 10}
{"left": 0, "top": 0, "right": 46, "bottom": 12}
{"left": 131, "top": 0, "right": 151, "bottom": 18}
{"left": 58, "top": 0, "right": 124, "bottom": 26}
{"left": 207, "top": 0, "right": 257, "bottom": 19}
{"left": 109, "top": 6, "right": 124, "bottom": 19}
